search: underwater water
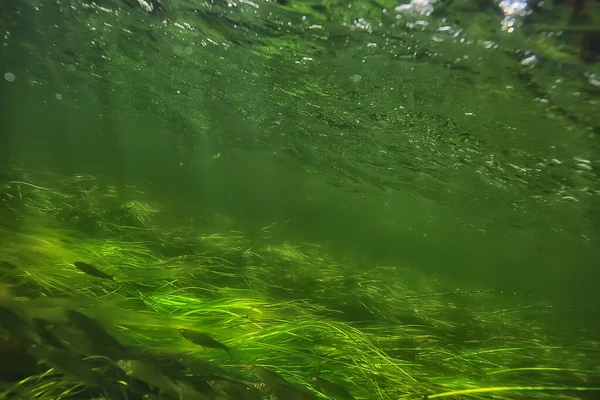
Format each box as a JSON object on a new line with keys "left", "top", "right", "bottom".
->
{"left": 1, "top": 0, "right": 600, "bottom": 399}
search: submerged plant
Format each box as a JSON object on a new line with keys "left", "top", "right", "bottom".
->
{"left": 1, "top": 167, "right": 599, "bottom": 400}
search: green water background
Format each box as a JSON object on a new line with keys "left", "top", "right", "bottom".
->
{"left": 1, "top": 0, "right": 599, "bottom": 309}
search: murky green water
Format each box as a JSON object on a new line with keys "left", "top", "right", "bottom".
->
{"left": 1, "top": 1, "right": 599, "bottom": 399}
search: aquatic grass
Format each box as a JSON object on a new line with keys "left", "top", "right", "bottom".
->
{"left": 426, "top": 385, "right": 600, "bottom": 399}
{"left": 0, "top": 368, "right": 87, "bottom": 400}
{"left": 116, "top": 292, "right": 425, "bottom": 398}
{"left": 2, "top": 167, "right": 600, "bottom": 400}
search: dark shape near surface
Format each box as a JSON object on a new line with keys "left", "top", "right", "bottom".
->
{"left": 311, "top": 376, "right": 356, "bottom": 400}
{"left": 0, "top": 336, "right": 37, "bottom": 381}
{"left": 177, "top": 353, "right": 230, "bottom": 378}
{"left": 73, "top": 261, "right": 114, "bottom": 280}
{"left": 32, "top": 318, "right": 67, "bottom": 349}
{"left": 117, "top": 359, "right": 182, "bottom": 397}
{"left": 0, "top": 260, "right": 16, "bottom": 270}
{"left": 208, "top": 379, "right": 262, "bottom": 400}
{"left": 117, "top": 359, "right": 177, "bottom": 390}
{"left": 179, "top": 329, "right": 229, "bottom": 354}
{"left": 0, "top": 305, "right": 40, "bottom": 344}
{"left": 65, "top": 310, "right": 126, "bottom": 354}
{"left": 255, "top": 381, "right": 317, "bottom": 400}
{"left": 28, "top": 343, "right": 105, "bottom": 387}
{"left": 49, "top": 323, "right": 101, "bottom": 357}
{"left": 246, "top": 364, "right": 289, "bottom": 386}
{"left": 140, "top": 394, "right": 161, "bottom": 400}
{"left": 28, "top": 342, "right": 125, "bottom": 398}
